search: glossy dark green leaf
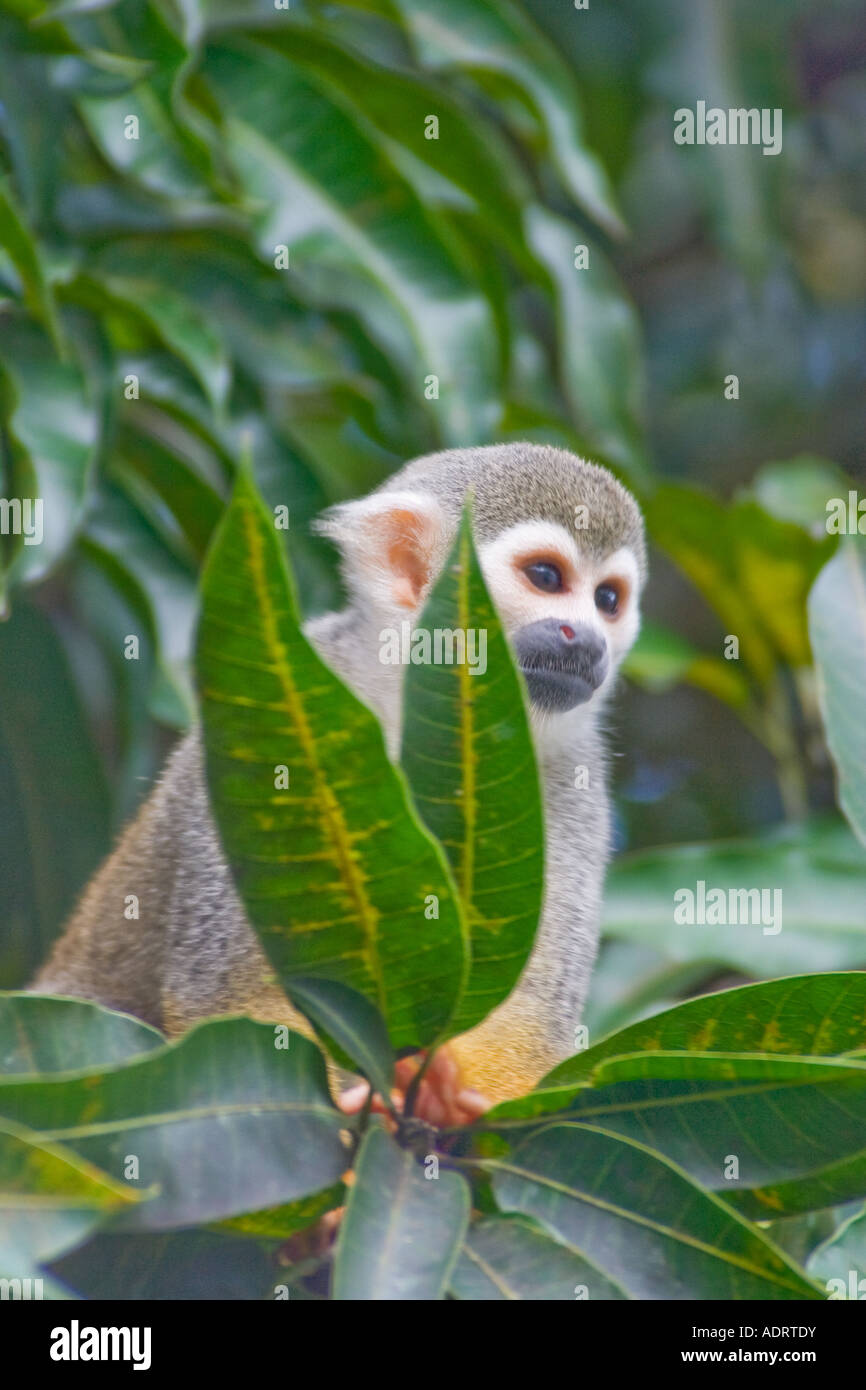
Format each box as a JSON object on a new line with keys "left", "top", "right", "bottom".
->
{"left": 486, "top": 976, "right": 866, "bottom": 1216}
{"left": 527, "top": 206, "right": 649, "bottom": 483}
{"left": 0, "top": 1117, "right": 142, "bottom": 1291}
{"left": 809, "top": 539, "right": 866, "bottom": 847}
{"left": 0, "top": 1018, "right": 350, "bottom": 1231}
{"left": 0, "top": 323, "right": 99, "bottom": 590}
{"left": 490, "top": 1124, "right": 820, "bottom": 1300}
{"left": 51, "top": 1227, "right": 278, "bottom": 1300}
{"left": 0, "top": 175, "right": 61, "bottom": 346}
{"left": 202, "top": 39, "right": 501, "bottom": 445}
{"left": 382, "top": 0, "right": 624, "bottom": 237}
{"left": 807, "top": 1205, "right": 866, "bottom": 1297}
{"left": 450, "top": 1214, "right": 626, "bottom": 1300}
{"left": 402, "top": 505, "right": 544, "bottom": 1035}
{"left": 0, "top": 601, "right": 111, "bottom": 985}
{"left": 197, "top": 466, "right": 468, "bottom": 1051}
{"left": 603, "top": 818, "right": 866, "bottom": 977}
{"left": 646, "top": 485, "right": 834, "bottom": 683}
{"left": 333, "top": 1124, "right": 470, "bottom": 1300}
{"left": 286, "top": 977, "right": 394, "bottom": 1100}
{"left": 0, "top": 995, "right": 163, "bottom": 1075}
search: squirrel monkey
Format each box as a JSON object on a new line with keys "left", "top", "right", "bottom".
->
{"left": 34, "top": 444, "right": 646, "bottom": 1121}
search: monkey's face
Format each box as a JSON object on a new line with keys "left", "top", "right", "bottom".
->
{"left": 476, "top": 520, "right": 641, "bottom": 715}
{"left": 315, "top": 475, "right": 639, "bottom": 728}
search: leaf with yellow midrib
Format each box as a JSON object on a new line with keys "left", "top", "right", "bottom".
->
{"left": 196, "top": 466, "right": 468, "bottom": 1051}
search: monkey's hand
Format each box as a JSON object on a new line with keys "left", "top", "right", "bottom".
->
{"left": 339, "top": 1046, "right": 491, "bottom": 1128}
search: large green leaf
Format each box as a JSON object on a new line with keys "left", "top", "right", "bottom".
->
{"left": 484, "top": 976, "right": 866, "bottom": 1214}
{"left": 809, "top": 539, "right": 866, "bottom": 847}
{"left": 0, "top": 322, "right": 99, "bottom": 591}
{"left": 545, "top": 972, "right": 866, "bottom": 1096}
{"left": 0, "top": 175, "right": 61, "bottom": 346}
{"left": 402, "top": 507, "right": 544, "bottom": 1035}
{"left": 645, "top": 485, "right": 834, "bottom": 683}
{"left": 0, "top": 601, "right": 111, "bottom": 985}
{"left": 490, "top": 1124, "right": 820, "bottom": 1300}
{"left": 808, "top": 1205, "right": 866, "bottom": 1296}
{"left": 51, "top": 1227, "right": 278, "bottom": 1300}
{"left": 380, "top": 0, "right": 624, "bottom": 237}
{"left": 196, "top": 466, "right": 468, "bottom": 1051}
{"left": 71, "top": 271, "right": 231, "bottom": 411}
{"left": 285, "top": 977, "right": 394, "bottom": 1101}
{"left": 245, "top": 20, "right": 535, "bottom": 274}
{"left": 0, "top": 995, "right": 163, "bottom": 1075}
{"left": 526, "top": 206, "right": 649, "bottom": 483}
{"left": 450, "top": 1214, "right": 626, "bottom": 1300}
{"left": 0, "top": 1018, "right": 350, "bottom": 1231}
{"left": 602, "top": 818, "right": 866, "bottom": 977}
{"left": 333, "top": 1124, "right": 470, "bottom": 1300}
{"left": 0, "top": 1117, "right": 141, "bottom": 1292}
{"left": 201, "top": 38, "right": 501, "bottom": 445}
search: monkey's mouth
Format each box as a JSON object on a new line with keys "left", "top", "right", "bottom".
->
{"left": 519, "top": 664, "right": 604, "bottom": 713}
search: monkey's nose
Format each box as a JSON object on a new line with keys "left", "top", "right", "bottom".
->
{"left": 514, "top": 619, "right": 609, "bottom": 712}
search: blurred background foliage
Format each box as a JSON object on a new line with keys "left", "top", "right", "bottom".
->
{"left": 0, "top": 0, "right": 864, "bottom": 1025}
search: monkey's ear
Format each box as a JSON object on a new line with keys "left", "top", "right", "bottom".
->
{"left": 313, "top": 490, "right": 450, "bottom": 610}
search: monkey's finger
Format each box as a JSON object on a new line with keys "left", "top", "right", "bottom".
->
{"left": 338, "top": 1082, "right": 370, "bottom": 1114}
{"left": 454, "top": 1088, "right": 492, "bottom": 1122}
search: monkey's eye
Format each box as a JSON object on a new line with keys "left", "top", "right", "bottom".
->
{"left": 595, "top": 583, "right": 620, "bottom": 616}
{"left": 524, "top": 560, "right": 564, "bottom": 593}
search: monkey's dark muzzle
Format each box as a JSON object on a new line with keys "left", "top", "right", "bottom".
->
{"left": 515, "top": 619, "right": 609, "bottom": 712}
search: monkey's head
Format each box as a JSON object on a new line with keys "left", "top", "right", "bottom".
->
{"left": 315, "top": 443, "right": 646, "bottom": 732}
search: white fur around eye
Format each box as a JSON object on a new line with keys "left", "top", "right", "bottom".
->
{"left": 478, "top": 525, "right": 642, "bottom": 682}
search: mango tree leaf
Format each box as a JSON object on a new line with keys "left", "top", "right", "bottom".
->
{"left": 807, "top": 1205, "right": 866, "bottom": 1296}
{"left": 544, "top": 973, "right": 866, "bottom": 1098}
{"left": 526, "top": 206, "right": 649, "bottom": 484}
{"left": 750, "top": 456, "right": 849, "bottom": 536}
{"left": 383, "top": 0, "right": 624, "bottom": 238}
{"left": 402, "top": 505, "right": 544, "bottom": 1035}
{"left": 0, "top": 1018, "right": 350, "bottom": 1231}
{"left": 247, "top": 20, "right": 535, "bottom": 274}
{"left": 0, "top": 322, "right": 99, "bottom": 591}
{"left": 0, "top": 175, "right": 61, "bottom": 346}
{"left": 214, "top": 1181, "right": 344, "bottom": 1241}
{"left": 70, "top": 271, "right": 231, "bottom": 411}
{"left": 0, "top": 995, "right": 163, "bottom": 1075}
{"left": 77, "top": 83, "right": 208, "bottom": 200}
{"left": 482, "top": 976, "right": 866, "bottom": 1216}
{"left": 809, "top": 539, "right": 866, "bottom": 847}
{"left": 602, "top": 817, "right": 866, "bottom": 977}
{"left": 196, "top": 466, "right": 468, "bottom": 1051}
{"left": 51, "top": 1227, "right": 277, "bottom": 1301}
{"left": 202, "top": 39, "right": 501, "bottom": 445}
{"left": 0, "top": 1117, "right": 142, "bottom": 1292}
{"left": 0, "top": 601, "right": 111, "bottom": 985}
{"left": 732, "top": 1152, "right": 866, "bottom": 1222}
{"left": 286, "top": 977, "right": 394, "bottom": 1100}
{"left": 450, "top": 1213, "right": 627, "bottom": 1300}
{"left": 333, "top": 1124, "right": 470, "bottom": 1300}
{"left": 489, "top": 1124, "right": 820, "bottom": 1300}
{"left": 645, "top": 485, "right": 834, "bottom": 683}
{"left": 82, "top": 479, "right": 199, "bottom": 724}
{"left": 624, "top": 619, "right": 752, "bottom": 709}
